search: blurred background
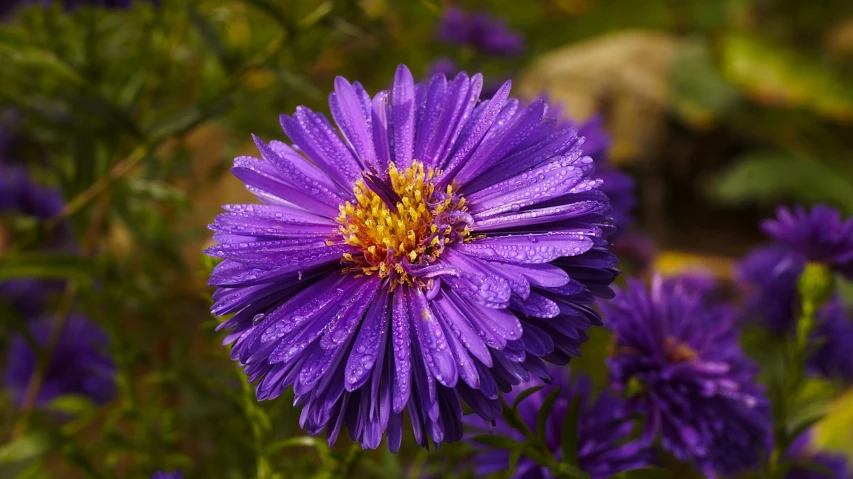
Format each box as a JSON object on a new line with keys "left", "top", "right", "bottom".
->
{"left": 1, "top": 0, "right": 853, "bottom": 478}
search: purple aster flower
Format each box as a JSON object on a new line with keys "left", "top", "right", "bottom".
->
{"left": 469, "top": 367, "right": 651, "bottom": 479}
{"left": 151, "top": 472, "right": 183, "bottom": 479}
{"left": 0, "top": 165, "right": 68, "bottom": 316}
{"left": 3, "top": 0, "right": 152, "bottom": 14}
{"left": 562, "top": 115, "right": 635, "bottom": 233}
{"left": 739, "top": 246, "right": 853, "bottom": 382}
{"left": 737, "top": 245, "right": 802, "bottom": 331}
{"left": 809, "top": 301, "right": 853, "bottom": 382}
{"left": 206, "top": 65, "right": 617, "bottom": 451}
{"left": 761, "top": 205, "right": 853, "bottom": 279}
{"left": 785, "top": 430, "right": 850, "bottom": 479}
{"left": 436, "top": 7, "right": 524, "bottom": 56}
{"left": 606, "top": 276, "right": 772, "bottom": 478}
{"left": 4, "top": 315, "right": 116, "bottom": 406}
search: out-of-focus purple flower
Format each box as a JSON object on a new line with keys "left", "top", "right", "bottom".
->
{"left": 3, "top": 0, "right": 154, "bottom": 15}
{"left": 150, "top": 472, "right": 183, "bottom": 479}
{"left": 4, "top": 315, "right": 116, "bottom": 406}
{"left": 427, "top": 57, "right": 459, "bottom": 79}
{"left": 469, "top": 368, "right": 651, "bottom": 479}
{"left": 436, "top": 7, "right": 524, "bottom": 56}
{"left": 737, "top": 245, "right": 802, "bottom": 331}
{"left": 737, "top": 207, "right": 853, "bottom": 383}
{"left": 810, "top": 301, "right": 853, "bottom": 382}
{"left": 206, "top": 65, "right": 617, "bottom": 451}
{"left": 785, "top": 431, "right": 850, "bottom": 479}
{"left": 762, "top": 205, "right": 853, "bottom": 279}
{"left": 606, "top": 276, "right": 772, "bottom": 478}
{"left": 556, "top": 114, "right": 635, "bottom": 233}
{"left": 0, "top": 165, "right": 67, "bottom": 316}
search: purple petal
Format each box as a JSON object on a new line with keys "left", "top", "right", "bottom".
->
{"left": 392, "top": 65, "right": 416, "bottom": 170}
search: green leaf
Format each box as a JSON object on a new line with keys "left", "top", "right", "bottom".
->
{"left": 0, "top": 433, "right": 53, "bottom": 478}
{"left": 48, "top": 395, "right": 97, "bottom": 417}
{"left": 711, "top": 152, "right": 853, "bottom": 214}
{"left": 537, "top": 386, "right": 561, "bottom": 444}
{"left": 553, "top": 462, "right": 592, "bottom": 479}
{"left": 512, "top": 385, "right": 545, "bottom": 411}
{"left": 471, "top": 434, "right": 525, "bottom": 451}
{"left": 669, "top": 40, "right": 739, "bottom": 127}
{"left": 721, "top": 33, "right": 853, "bottom": 122}
{"left": 560, "top": 394, "right": 582, "bottom": 466}
{"left": 607, "top": 467, "right": 674, "bottom": 479}
{"left": 188, "top": 5, "right": 234, "bottom": 71}
{"left": 0, "top": 252, "right": 98, "bottom": 282}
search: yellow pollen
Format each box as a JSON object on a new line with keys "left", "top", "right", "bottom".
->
{"left": 336, "top": 161, "right": 468, "bottom": 286}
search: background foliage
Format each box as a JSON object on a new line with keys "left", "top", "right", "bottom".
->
{"left": 1, "top": 0, "right": 853, "bottom": 478}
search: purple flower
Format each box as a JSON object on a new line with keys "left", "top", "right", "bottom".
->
{"left": 809, "top": 301, "right": 853, "bottom": 382}
{"left": 4, "top": 315, "right": 116, "bottom": 406}
{"left": 436, "top": 7, "right": 524, "bottom": 56}
{"left": 563, "top": 115, "right": 635, "bottom": 234}
{"left": 151, "top": 472, "right": 183, "bottom": 479}
{"left": 737, "top": 208, "right": 853, "bottom": 383}
{"left": 206, "top": 65, "right": 617, "bottom": 450}
{"left": 785, "top": 431, "right": 850, "bottom": 479}
{"left": 761, "top": 205, "right": 853, "bottom": 279}
{"left": 0, "top": 165, "right": 67, "bottom": 316}
{"left": 469, "top": 368, "right": 651, "bottom": 479}
{"left": 606, "top": 276, "right": 772, "bottom": 478}
{"left": 2, "top": 0, "right": 152, "bottom": 14}
{"left": 737, "top": 245, "right": 802, "bottom": 331}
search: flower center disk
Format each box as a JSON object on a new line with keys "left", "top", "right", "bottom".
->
{"left": 336, "top": 160, "right": 471, "bottom": 285}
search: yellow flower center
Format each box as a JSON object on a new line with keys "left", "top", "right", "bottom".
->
{"left": 335, "top": 161, "right": 470, "bottom": 286}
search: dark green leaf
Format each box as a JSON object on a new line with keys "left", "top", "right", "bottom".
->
{"left": 512, "top": 385, "right": 545, "bottom": 411}
{"left": 188, "top": 5, "right": 234, "bottom": 71}
{"left": 784, "top": 414, "right": 826, "bottom": 452}
{"left": 537, "top": 386, "right": 561, "bottom": 444}
{"left": 471, "top": 434, "right": 525, "bottom": 451}
{"left": 711, "top": 152, "right": 853, "bottom": 214}
{"left": 561, "top": 394, "right": 582, "bottom": 466}
{"left": 0, "top": 252, "right": 98, "bottom": 282}
{"left": 553, "top": 462, "right": 592, "bottom": 479}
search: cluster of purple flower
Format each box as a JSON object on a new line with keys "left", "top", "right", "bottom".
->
{"left": 206, "top": 60, "right": 853, "bottom": 478}
{"left": 1, "top": 130, "right": 116, "bottom": 408}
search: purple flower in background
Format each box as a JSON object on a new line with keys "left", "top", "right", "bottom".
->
{"left": 151, "top": 472, "right": 183, "bottom": 479}
{"left": 564, "top": 115, "right": 635, "bottom": 234}
{"left": 0, "top": 165, "right": 67, "bottom": 316}
{"left": 606, "top": 276, "right": 772, "bottom": 478}
{"left": 785, "top": 431, "right": 850, "bottom": 479}
{"left": 737, "top": 245, "right": 801, "bottom": 331}
{"left": 737, "top": 207, "right": 853, "bottom": 383}
{"left": 427, "top": 57, "right": 459, "bottom": 79}
{"left": 762, "top": 205, "right": 853, "bottom": 279}
{"left": 2, "top": 0, "right": 153, "bottom": 15}
{"left": 809, "top": 301, "right": 853, "bottom": 382}
{"left": 469, "top": 368, "right": 651, "bottom": 479}
{"left": 206, "top": 65, "right": 617, "bottom": 450}
{"left": 4, "top": 315, "right": 115, "bottom": 406}
{"left": 436, "top": 7, "right": 524, "bottom": 56}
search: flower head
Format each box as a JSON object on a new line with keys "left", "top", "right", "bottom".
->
{"left": 0, "top": 165, "right": 68, "bottom": 316}
{"left": 436, "top": 7, "right": 524, "bottom": 56}
{"left": 761, "top": 205, "right": 853, "bottom": 279}
{"left": 469, "top": 368, "right": 651, "bottom": 479}
{"left": 738, "top": 210, "right": 853, "bottom": 383}
{"left": 206, "top": 65, "right": 617, "bottom": 450}
{"left": 573, "top": 116, "right": 634, "bottom": 233}
{"left": 151, "top": 472, "right": 183, "bottom": 479}
{"left": 606, "top": 276, "right": 772, "bottom": 478}
{"left": 785, "top": 430, "right": 850, "bottom": 479}
{"left": 4, "top": 315, "right": 115, "bottom": 406}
